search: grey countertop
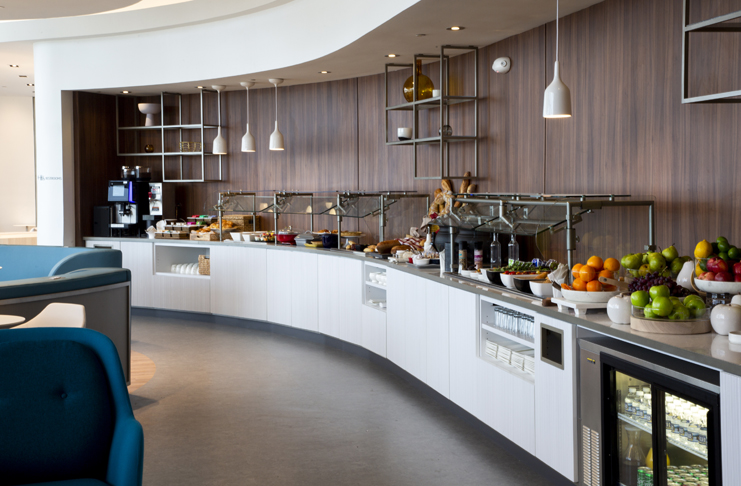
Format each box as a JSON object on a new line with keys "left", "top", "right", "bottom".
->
{"left": 86, "top": 236, "right": 741, "bottom": 376}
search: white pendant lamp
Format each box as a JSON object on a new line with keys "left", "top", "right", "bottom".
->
{"left": 269, "top": 78, "right": 285, "bottom": 151}
{"left": 240, "top": 81, "right": 256, "bottom": 152}
{"left": 543, "top": 0, "right": 572, "bottom": 118}
{"left": 212, "top": 85, "right": 228, "bottom": 154}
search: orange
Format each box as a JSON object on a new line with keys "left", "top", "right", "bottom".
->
{"left": 561, "top": 283, "right": 573, "bottom": 290}
{"left": 572, "top": 278, "right": 587, "bottom": 291}
{"left": 587, "top": 256, "right": 604, "bottom": 271}
{"left": 604, "top": 258, "right": 620, "bottom": 272}
{"left": 599, "top": 270, "right": 614, "bottom": 280}
{"left": 587, "top": 280, "right": 603, "bottom": 292}
{"left": 572, "top": 263, "right": 583, "bottom": 279}
{"left": 579, "top": 265, "right": 597, "bottom": 282}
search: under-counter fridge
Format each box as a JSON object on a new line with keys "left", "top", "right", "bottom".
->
{"left": 579, "top": 331, "right": 721, "bottom": 486}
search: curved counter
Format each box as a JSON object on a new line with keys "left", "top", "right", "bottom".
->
{"left": 85, "top": 237, "right": 741, "bottom": 485}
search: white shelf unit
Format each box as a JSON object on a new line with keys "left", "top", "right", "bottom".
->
{"left": 478, "top": 296, "right": 536, "bottom": 382}
{"left": 363, "top": 261, "right": 387, "bottom": 312}
{"left": 154, "top": 244, "right": 210, "bottom": 279}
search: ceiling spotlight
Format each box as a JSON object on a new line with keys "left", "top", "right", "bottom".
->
{"left": 195, "top": 86, "right": 204, "bottom": 89}
{"left": 319, "top": 71, "right": 330, "bottom": 74}
{"left": 447, "top": 26, "right": 465, "bottom": 31}
{"left": 9, "top": 64, "right": 18, "bottom": 68}
{"left": 121, "top": 90, "right": 131, "bottom": 94}
{"left": 385, "top": 54, "right": 399, "bottom": 58}
{"left": 27, "top": 84, "right": 34, "bottom": 87}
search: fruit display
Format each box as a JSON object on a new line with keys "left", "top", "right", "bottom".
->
{"left": 620, "top": 246, "right": 691, "bottom": 278}
{"left": 694, "top": 236, "right": 741, "bottom": 281}
{"left": 630, "top": 286, "right": 706, "bottom": 320}
{"left": 627, "top": 273, "right": 690, "bottom": 298}
{"left": 563, "top": 256, "right": 619, "bottom": 292}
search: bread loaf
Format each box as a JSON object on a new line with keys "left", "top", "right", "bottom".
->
{"left": 364, "top": 245, "right": 377, "bottom": 253}
{"left": 467, "top": 183, "right": 477, "bottom": 193}
{"left": 375, "top": 240, "right": 399, "bottom": 254}
{"left": 434, "top": 188, "right": 442, "bottom": 198}
{"left": 391, "top": 244, "right": 412, "bottom": 253}
{"left": 441, "top": 179, "right": 453, "bottom": 192}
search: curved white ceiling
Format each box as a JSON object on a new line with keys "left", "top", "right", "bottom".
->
{"left": 0, "top": 0, "right": 142, "bottom": 20}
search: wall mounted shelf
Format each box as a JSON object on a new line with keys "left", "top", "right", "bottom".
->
{"left": 385, "top": 45, "right": 479, "bottom": 181}
{"left": 116, "top": 90, "right": 224, "bottom": 182}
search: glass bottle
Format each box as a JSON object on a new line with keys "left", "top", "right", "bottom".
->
{"left": 403, "top": 59, "right": 435, "bottom": 103}
{"left": 508, "top": 234, "right": 520, "bottom": 266}
{"left": 458, "top": 241, "right": 468, "bottom": 273}
{"left": 474, "top": 241, "right": 483, "bottom": 270}
{"left": 625, "top": 386, "right": 637, "bottom": 415}
{"left": 621, "top": 427, "right": 646, "bottom": 486}
{"left": 490, "top": 233, "right": 501, "bottom": 268}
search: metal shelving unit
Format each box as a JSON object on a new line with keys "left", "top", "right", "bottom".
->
{"left": 429, "top": 193, "right": 656, "bottom": 280}
{"left": 385, "top": 45, "right": 478, "bottom": 180}
{"left": 115, "top": 90, "right": 224, "bottom": 182}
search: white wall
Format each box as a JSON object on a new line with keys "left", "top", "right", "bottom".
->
{"left": 0, "top": 96, "right": 35, "bottom": 233}
{"left": 32, "top": 0, "right": 418, "bottom": 246}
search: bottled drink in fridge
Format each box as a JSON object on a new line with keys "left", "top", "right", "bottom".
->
{"left": 621, "top": 427, "right": 646, "bottom": 486}
{"left": 508, "top": 234, "right": 519, "bottom": 265}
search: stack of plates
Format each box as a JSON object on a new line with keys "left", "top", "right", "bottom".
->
{"left": 511, "top": 352, "right": 526, "bottom": 370}
{"left": 496, "top": 346, "right": 512, "bottom": 365}
{"left": 523, "top": 354, "right": 535, "bottom": 375}
{"left": 485, "top": 339, "right": 499, "bottom": 359}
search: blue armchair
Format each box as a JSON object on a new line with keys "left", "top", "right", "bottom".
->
{"left": 0, "top": 328, "right": 143, "bottom": 486}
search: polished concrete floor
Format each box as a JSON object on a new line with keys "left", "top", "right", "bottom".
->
{"left": 130, "top": 313, "right": 558, "bottom": 486}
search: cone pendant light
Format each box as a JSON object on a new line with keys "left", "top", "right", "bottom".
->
{"left": 212, "top": 85, "right": 228, "bottom": 154}
{"left": 543, "top": 0, "right": 571, "bottom": 118}
{"left": 240, "top": 81, "right": 256, "bottom": 152}
{"left": 269, "top": 78, "right": 285, "bottom": 151}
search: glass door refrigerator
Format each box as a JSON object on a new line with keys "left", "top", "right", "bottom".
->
{"left": 579, "top": 331, "right": 721, "bottom": 486}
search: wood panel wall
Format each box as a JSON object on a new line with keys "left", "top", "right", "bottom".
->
{"left": 74, "top": 0, "right": 741, "bottom": 264}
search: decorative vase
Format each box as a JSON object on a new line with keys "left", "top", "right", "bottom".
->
{"left": 403, "top": 60, "right": 434, "bottom": 103}
{"left": 144, "top": 144, "right": 154, "bottom": 153}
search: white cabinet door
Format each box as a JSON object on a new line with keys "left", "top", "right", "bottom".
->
{"left": 425, "top": 280, "right": 449, "bottom": 398}
{"left": 290, "top": 252, "right": 318, "bottom": 332}
{"left": 267, "top": 250, "right": 292, "bottom": 326}
{"left": 361, "top": 305, "right": 386, "bottom": 357}
{"left": 316, "top": 255, "right": 341, "bottom": 339}
{"left": 153, "top": 273, "right": 211, "bottom": 313}
{"left": 386, "top": 268, "right": 405, "bottom": 368}
{"left": 402, "top": 272, "right": 427, "bottom": 383}
{"left": 534, "top": 314, "right": 576, "bottom": 480}
{"left": 120, "top": 241, "right": 154, "bottom": 308}
{"left": 339, "top": 258, "right": 362, "bottom": 346}
{"left": 448, "top": 287, "right": 478, "bottom": 415}
{"left": 721, "top": 372, "right": 741, "bottom": 486}
{"left": 210, "top": 246, "right": 267, "bottom": 321}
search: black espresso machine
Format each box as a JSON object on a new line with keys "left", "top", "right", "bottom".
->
{"left": 106, "top": 180, "right": 153, "bottom": 237}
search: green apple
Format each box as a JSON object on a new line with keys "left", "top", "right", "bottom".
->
{"left": 684, "top": 294, "right": 703, "bottom": 305}
{"left": 649, "top": 253, "right": 667, "bottom": 273}
{"left": 649, "top": 285, "right": 670, "bottom": 300}
{"left": 631, "top": 290, "right": 650, "bottom": 308}
{"left": 685, "top": 298, "right": 707, "bottom": 318}
{"left": 669, "top": 297, "right": 682, "bottom": 306}
{"left": 652, "top": 297, "right": 674, "bottom": 317}
{"left": 644, "top": 308, "right": 658, "bottom": 319}
{"left": 639, "top": 264, "right": 651, "bottom": 277}
{"left": 669, "top": 304, "right": 691, "bottom": 320}
{"left": 662, "top": 246, "right": 679, "bottom": 263}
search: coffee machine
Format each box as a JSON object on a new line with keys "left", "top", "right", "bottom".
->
{"left": 107, "top": 180, "right": 152, "bottom": 237}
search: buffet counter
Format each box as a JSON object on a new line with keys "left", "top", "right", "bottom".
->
{"left": 84, "top": 236, "right": 741, "bottom": 485}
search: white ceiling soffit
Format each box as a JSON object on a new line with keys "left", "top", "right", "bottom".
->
{"left": 0, "top": 0, "right": 293, "bottom": 42}
{"left": 0, "top": 0, "right": 142, "bottom": 21}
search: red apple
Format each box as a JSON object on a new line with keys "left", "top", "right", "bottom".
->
{"left": 700, "top": 271, "right": 716, "bottom": 281}
{"left": 707, "top": 257, "right": 729, "bottom": 273}
{"left": 734, "top": 274, "right": 741, "bottom": 282}
{"left": 733, "top": 262, "right": 741, "bottom": 276}
{"left": 716, "top": 271, "right": 733, "bottom": 282}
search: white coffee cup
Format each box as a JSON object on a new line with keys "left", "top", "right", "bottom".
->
{"left": 397, "top": 127, "right": 412, "bottom": 141}
{"left": 432, "top": 89, "right": 441, "bottom": 97}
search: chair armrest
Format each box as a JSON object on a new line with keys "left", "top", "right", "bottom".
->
{"left": 106, "top": 417, "right": 144, "bottom": 486}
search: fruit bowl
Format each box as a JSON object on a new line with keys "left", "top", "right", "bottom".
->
{"left": 694, "top": 256, "right": 741, "bottom": 294}
{"left": 693, "top": 279, "right": 741, "bottom": 295}
{"left": 560, "top": 288, "right": 619, "bottom": 303}
{"left": 631, "top": 304, "right": 707, "bottom": 321}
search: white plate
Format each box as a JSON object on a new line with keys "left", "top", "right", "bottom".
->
{"left": 561, "top": 288, "right": 619, "bottom": 303}
{"left": 694, "top": 279, "right": 741, "bottom": 295}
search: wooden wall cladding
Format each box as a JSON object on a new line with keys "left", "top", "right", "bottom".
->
{"left": 74, "top": 0, "right": 741, "bottom": 258}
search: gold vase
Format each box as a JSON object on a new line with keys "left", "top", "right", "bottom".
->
{"left": 403, "top": 60, "right": 434, "bottom": 103}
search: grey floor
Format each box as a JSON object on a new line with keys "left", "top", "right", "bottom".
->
{"left": 130, "top": 313, "right": 557, "bottom": 486}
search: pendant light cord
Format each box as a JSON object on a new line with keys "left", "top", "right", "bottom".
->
{"left": 274, "top": 83, "right": 278, "bottom": 124}
{"left": 556, "top": 0, "right": 559, "bottom": 62}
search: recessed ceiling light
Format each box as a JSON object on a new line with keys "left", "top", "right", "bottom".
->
{"left": 319, "top": 70, "right": 330, "bottom": 74}
{"left": 385, "top": 54, "right": 399, "bottom": 58}
{"left": 9, "top": 64, "right": 19, "bottom": 68}
{"left": 121, "top": 90, "right": 131, "bottom": 94}
{"left": 195, "top": 86, "right": 204, "bottom": 89}
{"left": 26, "top": 84, "right": 34, "bottom": 87}
{"left": 447, "top": 26, "right": 465, "bottom": 31}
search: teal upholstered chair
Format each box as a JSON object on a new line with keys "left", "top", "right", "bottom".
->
{"left": 0, "top": 328, "right": 143, "bottom": 486}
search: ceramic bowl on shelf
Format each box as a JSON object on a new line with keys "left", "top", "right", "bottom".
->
{"left": 513, "top": 277, "right": 533, "bottom": 294}
{"left": 529, "top": 279, "right": 554, "bottom": 298}
{"left": 729, "top": 331, "right": 741, "bottom": 344}
{"left": 500, "top": 273, "right": 516, "bottom": 289}
{"left": 560, "top": 288, "right": 619, "bottom": 304}
{"left": 485, "top": 269, "right": 503, "bottom": 286}
{"left": 413, "top": 258, "right": 430, "bottom": 267}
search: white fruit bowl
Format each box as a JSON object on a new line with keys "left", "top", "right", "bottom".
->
{"left": 694, "top": 279, "right": 741, "bottom": 295}
{"left": 560, "top": 288, "right": 619, "bottom": 304}
{"left": 529, "top": 279, "right": 554, "bottom": 298}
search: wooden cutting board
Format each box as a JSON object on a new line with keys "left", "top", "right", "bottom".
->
{"left": 630, "top": 316, "right": 711, "bottom": 334}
